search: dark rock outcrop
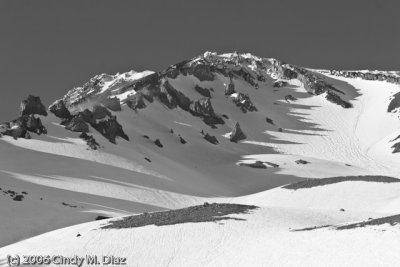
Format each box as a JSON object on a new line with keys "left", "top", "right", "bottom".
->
{"left": 93, "top": 116, "right": 129, "bottom": 144}
{"left": 225, "top": 79, "right": 236, "bottom": 95}
{"left": 203, "top": 133, "right": 219, "bottom": 144}
{"left": 79, "top": 132, "right": 100, "bottom": 150}
{"left": 48, "top": 99, "right": 71, "bottom": 119}
{"left": 126, "top": 93, "right": 146, "bottom": 110}
{"left": 273, "top": 81, "right": 289, "bottom": 88}
{"left": 239, "top": 161, "right": 266, "bottom": 169}
{"left": 154, "top": 139, "right": 163, "bottom": 148}
{"left": 232, "top": 93, "right": 257, "bottom": 113}
{"left": 20, "top": 95, "right": 47, "bottom": 116}
{"left": 163, "top": 81, "right": 192, "bottom": 110}
{"left": 65, "top": 116, "right": 89, "bottom": 133}
{"left": 388, "top": 92, "right": 400, "bottom": 112}
{"left": 325, "top": 91, "right": 352, "bottom": 108}
{"left": 190, "top": 98, "right": 224, "bottom": 127}
{"left": 230, "top": 122, "right": 246, "bottom": 142}
{"left": 285, "top": 95, "right": 297, "bottom": 102}
{"left": 0, "top": 113, "right": 47, "bottom": 139}
{"left": 194, "top": 85, "right": 212, "bottom": 98}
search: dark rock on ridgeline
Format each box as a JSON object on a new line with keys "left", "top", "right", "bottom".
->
{"left": 188, "top": 63, "right": 215, "bottom": 82}
{"left": 194, "top": 85, "right": 212, "bottom": 98}
{"left": 101, "top": 97, "right": 121, "bottom": 111}
{"left": 20, "top": 95, "right": 47, "bottom": 116}
{"left": 65, "top": 116, "right": 89, "bottom": 133}
{"left": 126, "top": 93, "right": 146, "bottom": 110}
{"left": 48, "top": 99, "right": 71, "bottom": 119}
{"left": 325, "top": 91, "right": 352, "bottom": 108}
{"left": 190, "top": 98, "right": 224, "bottom": 127}
{"left": 273, "top": 81, "right": 289, "bottom": 88}
{"left": 203, "top": 133, "right": 219, "bottom": 144}
{"left": 231, "top": 93, "right": 257, "bottom": 113}
{"left": 330, "top": 70, "right": 400, "bottom": 85}
{"left": 229, "top": 122, "right": 246, "bottom": 142}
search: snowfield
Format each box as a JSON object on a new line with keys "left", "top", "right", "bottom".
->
{"left": 1, "top": 52, "right": 400, "bottom": 266}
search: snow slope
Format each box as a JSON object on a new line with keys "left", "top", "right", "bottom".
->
{"left": 1, "top": 52, "right": 400, "bottom": 265}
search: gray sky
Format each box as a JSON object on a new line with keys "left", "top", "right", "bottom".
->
{"left": 0, "top": 0, "right": 399, "bottom": 121}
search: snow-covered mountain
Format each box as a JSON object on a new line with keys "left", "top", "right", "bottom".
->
{"left": 1, "top": 51, "right": 400, "bottom": 266}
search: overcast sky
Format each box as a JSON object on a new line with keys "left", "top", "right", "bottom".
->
{"left": 0, "top": 0, "right": 399, "bottom": 121}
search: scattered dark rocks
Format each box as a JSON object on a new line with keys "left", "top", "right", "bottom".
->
{"left": 295, "top": 159, "right": 310, "bottom": 165}
{"left": 154, "top": 139, "right": 163, "bottom": 148}
{"left": 239, "top": 161, "right": 266, "bottom": 169}
{"left": 79, "top": 132, "right": 100, "bottom": 150}
{"left": 284, "top": 175, "right": 400, "bottom": 190}
{"left": 194, "top": 85, "right": 212, "bottom": 98}
{"left": 21, "top": 95, "right": 47, "bottom": 116}
{"left": 102, "top": 203, "right": 258, "bottom": 229}
{"left": 273, "top": 81, "right": 289, "bottom": 88}
{"left": 230, "top": 122, "right": 246, "bottom": 142}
